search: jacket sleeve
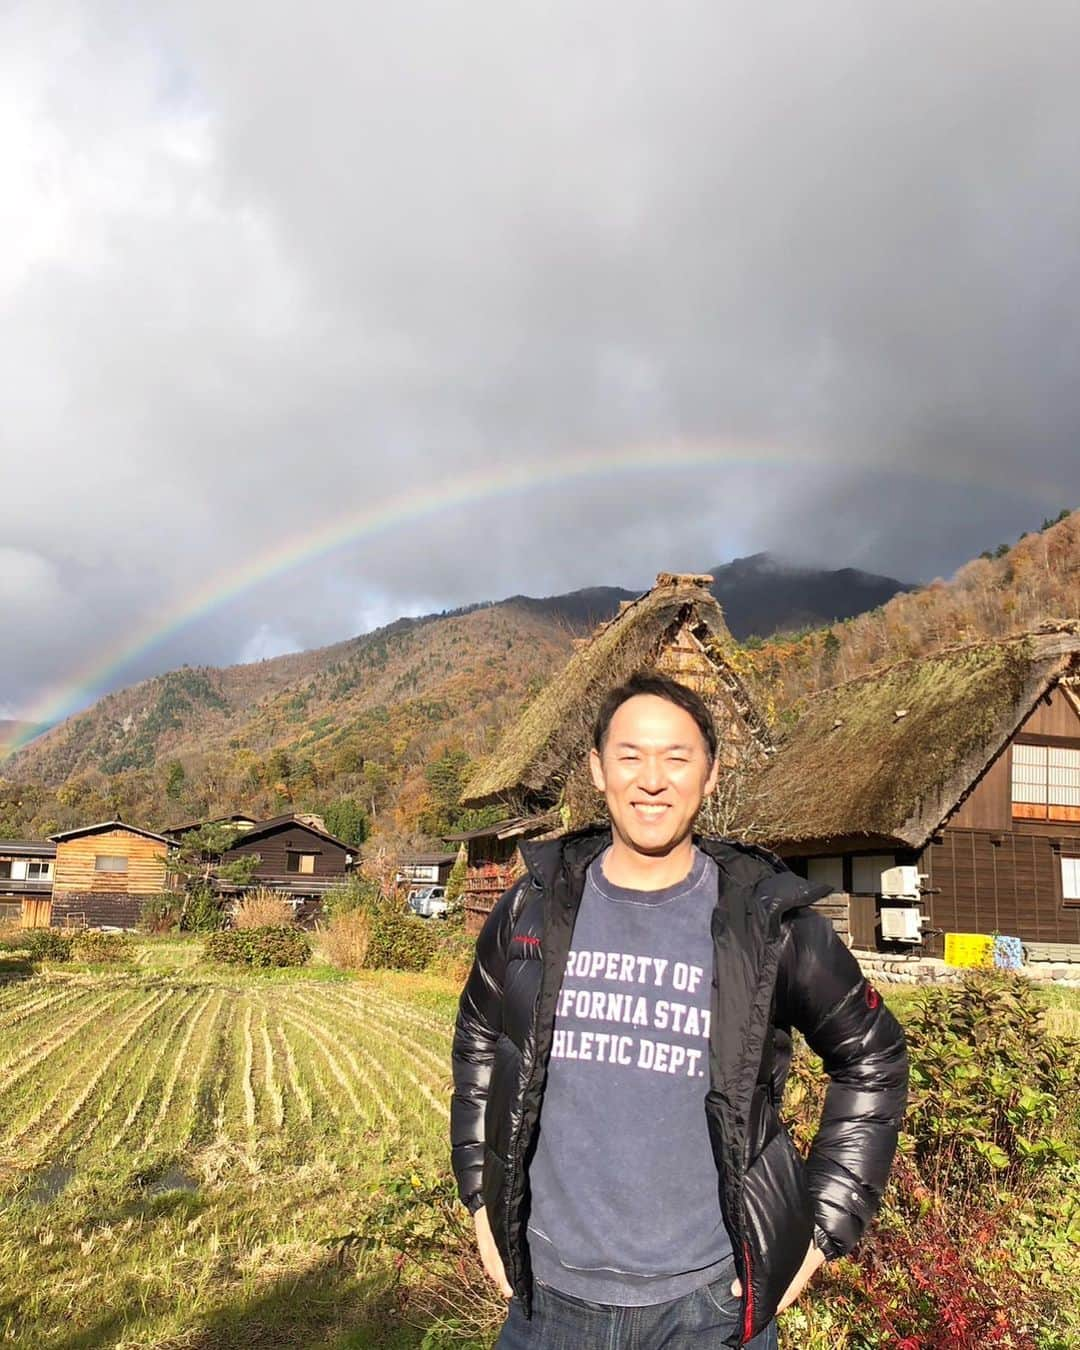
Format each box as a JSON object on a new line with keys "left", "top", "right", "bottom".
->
{"left": 777, "top": 908, "right": 909, "bottom": 1259}
{"left": 450, "top": 878, "right": 526, "bottom": 1214}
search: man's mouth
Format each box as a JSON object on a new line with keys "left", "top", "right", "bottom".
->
{"left": 631, "top": 803, "right": 670, "bottom": 819}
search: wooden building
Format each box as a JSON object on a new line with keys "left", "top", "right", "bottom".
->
{"left": 457, "top": 572, "right": 773, "bottom": 931}
{"left": 0, "top": 840, "right": 56, "bottom": 928}
{"left": 163, "top": 813, "right": 260, "bottom": 839}
{"left": 742, "top": 627, "right": 1080, "bottom": 956}
{"left": 48, "top": 821, "right": 173, "bottom": 929}
{"left": 220, "top": 813, "right": 355, "bottom": 907}
{"left": 397, "top": 851, "right": 459, "bottom": 890}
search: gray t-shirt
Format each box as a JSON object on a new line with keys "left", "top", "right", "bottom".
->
{"left": 526, "top": 846, "right": 733, "bottom": 1305}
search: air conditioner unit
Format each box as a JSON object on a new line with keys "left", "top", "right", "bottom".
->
{"left": 880, "top": 865, "right": 920, "bottom": 899}
{"left": 880, "top": 906, "right": 924, "bottom": 943}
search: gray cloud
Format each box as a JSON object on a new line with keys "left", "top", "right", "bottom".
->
{"left": 2, "top": 1, "right": 1078, "bottom": 718}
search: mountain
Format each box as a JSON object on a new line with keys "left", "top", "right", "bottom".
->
{"left": 705, "top": 553, "right": 913, "bottom": 639}
{"left": 0, "top": 547, "right": 989, "bottom": 845}
{"left": 739, "top": 510, "right": 1080, "bottom": 712}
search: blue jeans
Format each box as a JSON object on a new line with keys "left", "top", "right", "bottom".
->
{"left": 494, "top": 1263, "right": 779, "bottom": 1349}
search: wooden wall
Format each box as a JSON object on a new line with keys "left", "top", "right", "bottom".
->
{"left": 950, "top": 685, "right": 1080, "bottom": 829}
{"left": 51, "top": 894, "right": 143, "bottom": 929}
{"left": 920, "top": 827, "right": 1080, "bottom": 953}
{"left": 224, "top": 824, "right": 351, "bottom": 877}
{"left": 53, "top": 829, "right": 169, "bottom": 898}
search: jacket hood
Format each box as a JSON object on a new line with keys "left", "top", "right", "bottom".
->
{"left": 518, "top": 823, "right": 833, "bottom": 913}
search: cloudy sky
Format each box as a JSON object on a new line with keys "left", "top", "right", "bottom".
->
{"left": 3, "top": 1, "right": 1079, "bottom": 722}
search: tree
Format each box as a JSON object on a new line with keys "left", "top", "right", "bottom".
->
{"left": 323, "top": 796, "right": 370, "bottom": 848}
{"left": 165, "top": 760, "right": 186, "bottom": 801}
{"left": 169, "top": 825, "right": 261, "bottom": 930}
{"left": 444, "top": 845, "right": 469, "bottom": 927}
{"left": 420, "top": 747, "right": 473, "bottom": 835}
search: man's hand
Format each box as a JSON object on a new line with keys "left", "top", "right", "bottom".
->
{"left": 729, "top": 1238, "right": 826, "bottom": 1313}
{"left": 473, "top": 1205, "right": 513, "bottom": 1298}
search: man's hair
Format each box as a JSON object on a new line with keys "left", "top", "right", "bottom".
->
{"left": 592, "top": 670, "right": 718, "bottom": 763}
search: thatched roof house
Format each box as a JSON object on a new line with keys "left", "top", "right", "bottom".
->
{"left": 743, "top": 628, "right": 1080, "bottom": 851}
{"left": 462, "top": 571, "right": 772, "bottom": 826}
{"left": 744, "top": 625, "right": 1080, "bottom": 957}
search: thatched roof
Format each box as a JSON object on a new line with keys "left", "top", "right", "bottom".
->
{"left": 741, "top": 627, "right": 1080, "bottom": 851}
{"left": 462, "top": 573, "right": 771, "bottom": 809}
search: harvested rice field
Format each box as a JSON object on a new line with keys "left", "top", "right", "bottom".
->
{"left": 0, "top": 946, "right": 460, "bottom": 1349}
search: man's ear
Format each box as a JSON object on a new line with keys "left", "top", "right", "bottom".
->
{"left": 703, "top": 753, "right": 720, "bottom": 797}
{"left": 589, "top": 747, "right": 606, "bottom": 794}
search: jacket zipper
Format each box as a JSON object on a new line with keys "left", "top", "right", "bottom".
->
{"left": 741, "top": 1239, "right": 755, "bottom": 1343}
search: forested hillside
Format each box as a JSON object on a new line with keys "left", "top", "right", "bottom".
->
{"left": 735, "top": 509, "right": 1080, "bottom": 722}
{"left": 3, "top": 517, "right": 1074, "bottom": 846}
{"left": 1, "top": 604, "right": 577, "bottom": 843}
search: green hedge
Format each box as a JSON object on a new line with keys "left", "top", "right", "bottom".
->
{"left": 203, "top": 926, "right": 312, "bottom": 968}
{"left": 23, "top": 929, "right": 73, "bottom": 962}
{"left": 367, "top": 910, "right": 439, "bottom": 972}
{"left": 71, "top": 930, "right": 130, "bottom": 963}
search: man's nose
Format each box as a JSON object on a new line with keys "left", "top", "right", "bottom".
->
{"left": 637, "top": 757, "right": 666, "bottom": 792}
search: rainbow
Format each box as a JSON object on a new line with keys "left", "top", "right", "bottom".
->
{"left": 2, "top": 440, "right": 1046, "bottom": 756}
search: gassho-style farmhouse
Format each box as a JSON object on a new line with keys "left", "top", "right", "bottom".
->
{"left": 6, "top": 572, "right": 1079, "bottom": 981}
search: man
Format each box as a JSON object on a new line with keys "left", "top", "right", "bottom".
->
{"left": 451, "top": 671, "right": 908, "bottom": 1348}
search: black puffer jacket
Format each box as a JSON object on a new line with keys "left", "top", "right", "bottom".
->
{"left": 451, "top": 827, "right": 909, "bottom": 1346}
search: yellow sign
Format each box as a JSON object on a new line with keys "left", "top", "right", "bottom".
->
{"left": 943, "top": 932, "right": 995, "bottom": 969}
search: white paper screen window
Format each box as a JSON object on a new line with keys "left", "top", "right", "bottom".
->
{"left": 1012, "top": 744, "right": 1047, "bottom": 804}
{"left": 1061, "top": 857, "right": 1080, "bottom": 902}
{"left": 1048, "top": 747, "right": 1080, "bottom": 807}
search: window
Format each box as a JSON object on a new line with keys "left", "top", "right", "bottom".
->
{"left": 0, "top": 861, "right": 10, "bottom": 879}
{"left": 806, "top": 857, "right": 844, "bottom": 891}
{"left": 851, "top": 854, "right": 897, "bottom": 894}
{"left": 287, "top": 853, "right": 316, "bottom": 875}
{"left": 1012, "top": 744, "right": 1080, "bottom": 820}
{"left": 1062, "top": 857, "right": 1080, "bottom": 904}
{"left": 26, "top": 861, "right": 52, "bottom": 879}
{"left": 94, "top": 855, "right": 128, "bottom": 872}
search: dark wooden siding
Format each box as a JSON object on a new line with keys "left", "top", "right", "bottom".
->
{"left": 51, "top": 893, "right": 143, "bottom": 929}
{"left": 1020, "top": 685, "right": 1080, "bottom": 738}
{"left": 224, "top": 824, "right": 351, "bottom": 878}
{"left": 921, "top": 827, "right": 1080, "bottom": 954}
{"left": 950, "top": 749, "right": 1012, "bottom": 830}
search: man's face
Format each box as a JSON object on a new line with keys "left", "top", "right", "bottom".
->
{"left": 589, "top": 693, "right": 719, "bottom": 856}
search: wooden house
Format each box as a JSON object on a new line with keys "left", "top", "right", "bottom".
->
{"left": 457, "top": 572, "right": 773, "bottom": 931}
{"left": 48, "top": 821, "right": 173, "bottom": 929}
{"left": 220, "top": 813, "right": 355, "bottom": 909}
{"left": 741, "top": 626, "right": 1080, "bottom": 957}
{"left": 397, "top": 851, "right": 459, "bottom": 891}
{"left": 0, "top": 840, "right": 56, "bottom": 928}
{"left": 163, "top": 813, "right": 260, "bottom": 839}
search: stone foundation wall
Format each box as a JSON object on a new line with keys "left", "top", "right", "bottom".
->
{"left": 853, "top": 951, "right": 1080, "bottom": 989}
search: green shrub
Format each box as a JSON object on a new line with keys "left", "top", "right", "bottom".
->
{"left": 203, "top": 926, "right": 311, "bottom": 968}
{"left": 366, "top": 909, "right": 438, "bottom": 972}
{"left": 901, "top": 969, "right": 1079, "bottom": 1198}
{"left": 443, "top": 850, "right": 468, "bottom": 928}
{"left": 322, "top": 873, "right": 383, "bottom": 921}
{"left": 426, "top": 927, "right": 475, "bottom": 983}
{"left": 23, "top": 929, "right": 73, "bottom": 962}
{"left": 139, "top": 894, "right": 180, "bottom": 933}
{"left": 71, "top": 930, "right": 130, "bottom": 963}
{"left": 180, "top": 884, "right": 227, "bottom": 934}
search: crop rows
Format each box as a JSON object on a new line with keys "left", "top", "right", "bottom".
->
{"left": 0, "top": 980, "right": 454, "bottom": 1170}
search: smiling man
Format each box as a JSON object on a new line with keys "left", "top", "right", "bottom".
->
{"left": 451, "top": 671, "right": 908, "bottom": 1348}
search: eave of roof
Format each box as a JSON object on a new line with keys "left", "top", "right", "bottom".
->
{"left": 49, "top": 820, "right": 172, "bottom": 845}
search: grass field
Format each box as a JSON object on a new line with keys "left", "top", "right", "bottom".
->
{"left": 1, "top": 944, "right": 1076, "bottom": 1349}
{"left": 0, "top": 944, "right": 460, "bottom": 1349}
